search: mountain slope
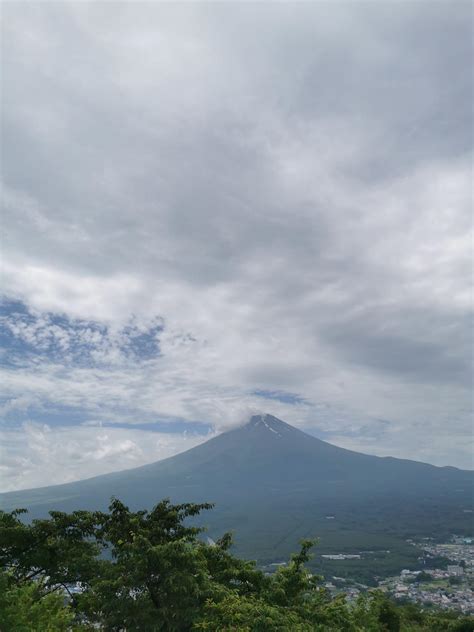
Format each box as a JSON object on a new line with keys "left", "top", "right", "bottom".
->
{"left": 1, "top": 414, "right": 472, "bottom": 579}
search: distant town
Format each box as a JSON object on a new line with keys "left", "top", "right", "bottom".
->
{"left": 262, "top": 535, "right": 474, "bottom": 614}
{"left": 358, "top": 537, "right": 473, "bottom": 614}
{"left": 377, "top": 537, "right": 474, "bottom": 614}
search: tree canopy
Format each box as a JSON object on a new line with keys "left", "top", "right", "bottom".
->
{"left": 0, "top": 499, "right": 472, "bottom": 631}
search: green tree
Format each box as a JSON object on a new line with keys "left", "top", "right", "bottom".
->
{"left": 267, "top": 539, "right": 321, "bottom": 607}
{"left": 194, "top": 593, "right": 315, "bottom": 631}
{"left": 0, "top": 570, "right": 80, "bottom": 631}
{"left": 0, "top": 499, "right": 268, "bottom": 631}
{"left": 414, "top": 571, "right": 432, "bottom": 583}
{"left": 378, "top": 598, "right": 401, "bottom": 632}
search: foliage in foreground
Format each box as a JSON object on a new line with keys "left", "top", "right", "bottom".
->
{"left": 0, "top": 499, "right": 473, "bottom": 631}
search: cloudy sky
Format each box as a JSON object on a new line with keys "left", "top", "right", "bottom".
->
{"left": 1, "top": 2, "right": 472, "bottom": 491}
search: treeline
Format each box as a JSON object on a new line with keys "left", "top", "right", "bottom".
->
{"left": 0, "top": 499, "right": 472, "bottom": 631}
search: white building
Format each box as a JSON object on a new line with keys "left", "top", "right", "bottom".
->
{"left": 447, "top": 565, "right": 464, "bottom": 576}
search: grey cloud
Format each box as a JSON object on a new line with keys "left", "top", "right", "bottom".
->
{"left": 323, "top": 319, "right": 472, "bottom": 387}
{"left": 320, "top": 300, "right": 473, "bottom": 387}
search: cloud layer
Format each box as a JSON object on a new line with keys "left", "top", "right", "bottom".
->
{"left": 1, "top": 2, "right": 472, "bottom": 489}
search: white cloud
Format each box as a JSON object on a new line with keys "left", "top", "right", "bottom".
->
{"left": 0, "top": 422, "right": 205, "bottom": 492}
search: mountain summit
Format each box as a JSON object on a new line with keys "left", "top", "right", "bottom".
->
{"left": 246, "top": 413, "right": 297, "bottom": 435}
{"left": 1, "top": 414, "right": 472, "bottom": 576}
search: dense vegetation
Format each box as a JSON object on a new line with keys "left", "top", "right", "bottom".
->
{"left": 1, "top": 499, "right": 472, "bottom": 631}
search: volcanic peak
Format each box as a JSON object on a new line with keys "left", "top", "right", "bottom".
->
{"left": 246, "top": 413, "right": 296, "bottom": 437}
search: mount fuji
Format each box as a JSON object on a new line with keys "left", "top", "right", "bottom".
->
{"left": 1, "top": 414, "right": 472, "bottom": 579}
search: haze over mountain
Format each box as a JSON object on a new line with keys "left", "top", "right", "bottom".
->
{"left": 2, "top": 414, "right": 472, "bottom": 579}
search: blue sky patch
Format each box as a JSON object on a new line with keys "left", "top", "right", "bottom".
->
{"left": 0, "top": 298, "right": 162, "bottom": 369}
